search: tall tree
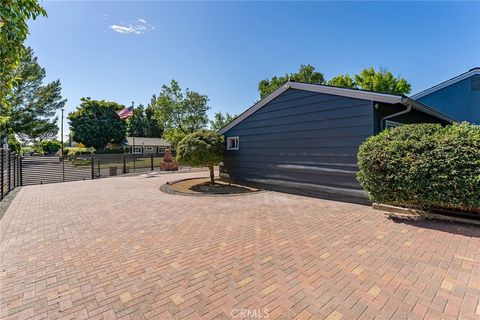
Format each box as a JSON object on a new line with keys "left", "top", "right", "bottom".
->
{"left": 258, "top": 64, "right": 325, "bottom": 99}
{"left": 68, "top": 98, "right": 126, "bottom": 151}
{"left": 327, "top": 74, "right": 355, "bottom": 88}
{"left": 126, "top": 104, "right": 147, "bottom": 137}
{"left": 145, "top": 102, "right": 164, "bottom": 138}
{"left": 259, "top": 66, "right": 412, "bottom": 99}
{"left": 6, "top": 47, "right": 66, "bottom": 144}
{"left": 0, "top": 1, "right": 47, "bottom": 126}
{"left": 354, "top": 67, "right": 411, "bottom": 95}
{"left": 152, "top": 80, "right": 209, "bottom": 146}
{"left": 125, "top": 101, "right": 164, "bottom": 138}
{"left": 210, "top": 112, "right": 237, "bottom": 132}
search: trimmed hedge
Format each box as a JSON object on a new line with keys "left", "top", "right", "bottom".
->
{"left": 357, "top": 122, "right": 480, "bottom": 211}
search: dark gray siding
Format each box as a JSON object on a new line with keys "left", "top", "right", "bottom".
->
{"left": 220, "top": 89, "right": 373, "bottom": 204}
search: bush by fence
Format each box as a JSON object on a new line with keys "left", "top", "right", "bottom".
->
{"left": 357, "top": 122, "right": 480, "bottom": 211}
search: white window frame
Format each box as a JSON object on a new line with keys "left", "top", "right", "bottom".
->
{"left": 145, "top": 146, "right": 154, "bottom": 152}
{"left": 132, "top": 146, "right": 143, "bottom": 154}
{"left": 226, "top": 136, "right": 239, "bottom": 150}
{"left": 158, "top": 147, "right": 166, "bottom": 153}
{"left": 385, "top": 120, "right": 404, "bottom": 129}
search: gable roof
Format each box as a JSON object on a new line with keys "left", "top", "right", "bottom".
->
{"left": 126, "top": 137, "right": 170, "bottom": 146}
{"left": 219, "top": 81, "right": 454, "bottom": 134}
{"left": 412, "top": 67, "right": 480, "bottom": 99}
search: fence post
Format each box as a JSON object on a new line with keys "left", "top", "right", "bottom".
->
{"left": 91, "top": 155, "right": 95, "bottom": 180}
{"left": 1, "top": 149, "right": 4, "bottom": 200}
{"left": 123, "top": 154, "right": 126, "bottom": 174}
{"left": 8, "top": 150, "right": 11, "bottom": 193}
{"left": 13, "top": 153, "right": 16, "bottom": 188}
{"left": 19, "top": 156, "right": 23, "bottom": 186}
{"left": 151, "top": 154, "right": 154, "bottom": 171}
{"left": 97, "top": 156, "right": 100, "bottom": 178}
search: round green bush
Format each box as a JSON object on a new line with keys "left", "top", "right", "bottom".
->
{"left": 176, "top": 130, "right": 224, "bottom": 183}
{"left": 357, "top": 122, "right": 480, "bottom": 211}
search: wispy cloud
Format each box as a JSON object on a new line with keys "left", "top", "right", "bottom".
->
{"left": 110, "top": 18, "right": 155, "bottom": 35}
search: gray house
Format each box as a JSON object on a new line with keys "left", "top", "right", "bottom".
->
{"left": 125, "top": 137, "right": 171, "bottom": 154}
{"left": 219, "top": 82, "right": 453, "bottom": 204}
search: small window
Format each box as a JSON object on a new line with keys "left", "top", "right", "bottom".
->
{"left": 132, "top": 146, "right": 143, "bottom": 154}
{"left": 226, "top": 136, "right": 239, "bottom": 150}
{"left": 158, "top": 147, "right": 166, "bottom": 153}
{"left": 385, "top": 120, "right": 404, "bottom": 129}
{"left": 145, "top": 146, "right": 154, "bottom": 152}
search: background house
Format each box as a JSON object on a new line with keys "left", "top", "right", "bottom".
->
{"left": 219, "top": 82, "right": 453, "bottom": 204}
{"left": 413, "top": 67, "right": 480, "bottom": 124}
{"left": 125, "top": 137, "right": 170, "bottom": 154}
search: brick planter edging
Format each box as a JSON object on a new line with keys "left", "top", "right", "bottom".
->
{"left": 160, "top": 178, "right": 266, "bottom": 197}
{"left": 373, "top": 203, "right": 480, "bottom": 226}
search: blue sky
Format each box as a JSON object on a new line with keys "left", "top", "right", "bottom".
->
{"left": 26, "top": 1, "right": 480, "bottom": 138}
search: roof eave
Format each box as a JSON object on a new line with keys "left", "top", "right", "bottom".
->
{"left": 400, "top": 97, "right": 455, "bottom": 123}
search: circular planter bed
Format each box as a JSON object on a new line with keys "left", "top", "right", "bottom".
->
{"left": 161, "top": 177, "right": 263, "bottom": 197}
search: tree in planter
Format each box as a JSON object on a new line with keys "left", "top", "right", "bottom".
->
{"left": 176, "top": 130, "right": 224, "bottom": 184}
{"left": 68, "top": 98, "right": 126, "bottom": 151}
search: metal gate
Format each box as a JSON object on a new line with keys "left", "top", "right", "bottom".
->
{"left": 20, "top": 153, "right": 173, "bottom": 186}
{"left": 21, "top": 155, "right": 94, "bottom": 185}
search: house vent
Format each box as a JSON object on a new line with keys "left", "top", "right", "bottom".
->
{"left": 471, "top": 76, "right": 480, "bottom": 91}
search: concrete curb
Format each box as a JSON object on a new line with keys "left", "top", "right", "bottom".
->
{"left": 373, "top": 203, "right": 480, "bottom": 226}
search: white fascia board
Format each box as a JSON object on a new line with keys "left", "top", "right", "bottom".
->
{"left": 289, "top": 82, "right": 402, "bottom": 104}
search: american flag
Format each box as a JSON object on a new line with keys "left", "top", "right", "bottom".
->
{"left": 117, "top": 106, "right": 134, "bottom": 119}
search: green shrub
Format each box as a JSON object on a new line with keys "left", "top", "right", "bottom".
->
{"left": 65, "top": 147, "right": 92, "bottom": 156}
{"left": 40, "top": 140, "right": 62, "bottom": 154}
{"left": 7, "top": 135, "right": 22, "bottom": 154}
{"left": 357, "top": 122, "right": 480, "bottom": 211}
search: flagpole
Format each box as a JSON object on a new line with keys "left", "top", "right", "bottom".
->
{"left": 132, "top": 101, "right": 135, "bottom": 172}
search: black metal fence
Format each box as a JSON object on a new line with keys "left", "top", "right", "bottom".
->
{"left": 0, "top": 151, "right": 185, "bottom": 201}
{"left": 91, "top": 153, "right": 172, "bottom": 178}
{"left": 21, "top": 154, "right": 94, "bottom": 186}
{"left": 1, "top": 149, "right": 21, "bottom": 201}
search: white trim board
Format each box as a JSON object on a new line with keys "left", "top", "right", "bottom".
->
{"left": 412, "top": 68, "right": 480, "bottom": 99}
{"left": 218, "top": 81, "right": 454, "bottom": 135}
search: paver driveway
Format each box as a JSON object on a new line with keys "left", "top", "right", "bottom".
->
{"left": 1, "top": 171, "right": 479, "bottom": 320}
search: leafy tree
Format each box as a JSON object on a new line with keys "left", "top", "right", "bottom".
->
{"left": 354, "top": 68, "right": 411, "bottom": 95}
{"left": 152, "top": 80, "right": 209, "bottom": 146}
{"left": 258, "top": 64, "right": 325, "bottom": 99}
{"left": 40, "top": 140, "right": 62, "bottom": 154}
{"left": 176, "top": 130, "right": 224, "bottom": 184}
{"left": 126, "top": 100, "right": 164, "bottom": 138}
{"left": 0, "top": 1, "right": 47, "bottom": 126}
{"left": 327, "top": 74, "right": 355, "bottom": 88}
{"left": 6, "top": 48, "right": 66, "bottom": 144}
{"left": 258, "top": 65, "right": 411, "bottom": 99}
{"left": 126, "top": 104, "right": 147, "bottom": 137}
{"left": 68, "top": 98, "right": 126, "bottom": 151}
{"left": 210, "top": 112, "right": 237, "bottom": 132}
{"left": 145, "top": 99, "right": 164, "bottom": 138}
{"left": 6, "top": 135, "right": 22, "bottom": 154}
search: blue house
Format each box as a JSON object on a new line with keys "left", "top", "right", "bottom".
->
{"left": 412, "top": 67, "right": 480, "bottom": 124}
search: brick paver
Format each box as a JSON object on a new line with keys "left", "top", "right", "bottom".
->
{"left": 1, "top": 171, "right": 479, "bottom": 319}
